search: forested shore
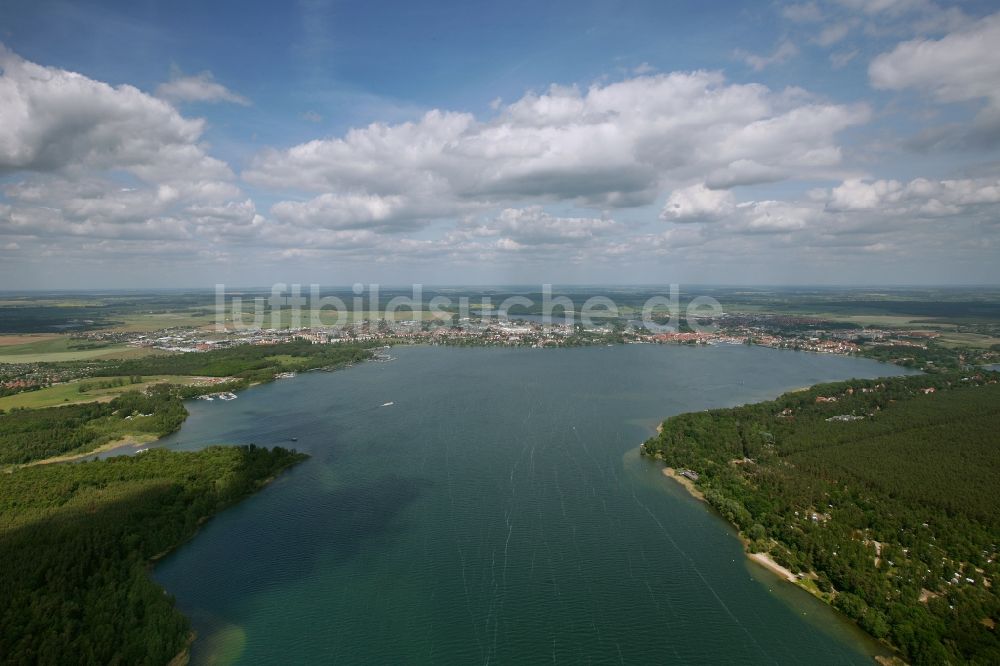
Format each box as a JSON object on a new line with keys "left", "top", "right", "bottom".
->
{"left": 0, "top": 445, "right": 307, "bottom": 664}
{"left": 0, "top": 340, "right": 370, "bottom": 663}
{"left": 643, "top": 371, "right": 1000, "bottom": 665}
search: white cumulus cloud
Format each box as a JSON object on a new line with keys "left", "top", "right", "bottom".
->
{"left": 249, "top": 71, "right": 869, "bottom": 229}
{"left": 0, "top": 45, "right": 229, "bottom": 181}
{"left": 869, "top": 12, "right": 1000, "bottom": 105}
{"left": 0, "top": 46, "right": 252, "bottom": 245}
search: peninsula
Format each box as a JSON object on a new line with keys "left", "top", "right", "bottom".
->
{"left": 0, "top": 445, "right": 307, "bottom": 664}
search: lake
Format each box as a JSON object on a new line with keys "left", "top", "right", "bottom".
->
{"left": 150, "top": 344, "right": 914, "bottom": 664}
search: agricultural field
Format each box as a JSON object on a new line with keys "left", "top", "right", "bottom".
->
{"left": 101, "top": 309, "right": 220, "bottom": 332}
{"left": 933, "top": 330, "right": 1000, "bottom": 349}
{"left": 0, "top": 335, "right": 165, "bottom": 363}
{"left": 219, "top": 308, "right": 440, "bottom": 329}
{"left": 0, "top": 334, "right": 64, "bottom": 347}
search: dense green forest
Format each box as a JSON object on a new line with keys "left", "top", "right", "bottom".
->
{"left": 0, "top": 386, "right": 187, "bottom": 465}
{"left": 858, "top": 343, "right": 977, "bottom": 372}
{"left": 100, "top": 339, "right": 372, "bottom": 383}
{"left": 643, "top": 372, "right": 1000, "bottom": 665}
{"left": 0, "top": 445, "right": 305, "bottom": 664}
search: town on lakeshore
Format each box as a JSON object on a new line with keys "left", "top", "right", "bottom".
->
{"left": 3, "top": 307, "right": 995, "bottom": 397}
{"left": 3, "top": 286, "right": 998, "bottom": 401}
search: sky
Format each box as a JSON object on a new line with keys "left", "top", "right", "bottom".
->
{"left": 1, "top": 0, "right": 999, "bottom": 288}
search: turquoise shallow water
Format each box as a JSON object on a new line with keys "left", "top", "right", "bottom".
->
{"left": 148, "top": 344, "right": 914, "bottom": 664}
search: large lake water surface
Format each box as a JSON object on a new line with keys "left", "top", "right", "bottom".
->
{"left": 150, "top": 345, "right": 914, "bottom": 664}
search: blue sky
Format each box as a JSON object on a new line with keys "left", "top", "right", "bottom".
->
{"left": 1, "top": 0, "right": 999, "bottom": 287}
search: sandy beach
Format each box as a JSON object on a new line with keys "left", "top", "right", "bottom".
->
{"left": 661, "top": 467, "right": 706, "bottom": 502}
{"left": 658, "top": 461, "right": 799, "bottom": 585}
{"left": 747, "top": 551, "right": 798, "bottom": 582}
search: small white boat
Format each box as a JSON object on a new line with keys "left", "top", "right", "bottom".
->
{"left": 381, "top": 401, "right": 394, "bottom": 407}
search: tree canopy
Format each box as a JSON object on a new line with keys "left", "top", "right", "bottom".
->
{"left": 643, "top": 371, "right": 1000, "bottom": 665}
{"left": 0, "top": 445, "right": 306, "bottom": 665}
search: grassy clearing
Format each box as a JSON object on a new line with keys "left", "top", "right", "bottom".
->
{"left": 0, "top": 375, "right": 205, "bottom": 410}
{"left": 261, "top": 354, "right": 300, "bottom": 366}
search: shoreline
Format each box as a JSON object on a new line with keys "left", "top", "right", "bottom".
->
{"left": 658, "top": 459, "right": 804, "bottom": 585}
{"left": 661, "top": 467, "right": 706, "bottom": 502}
{"left": 11, "top": 355, "right": 366, "bottom": 469}
{"left": 747, "top": 551, "right": 798, "bottom": 583}
{"left": 658, "top": 461, "right": 797, "bottom": 582}
{"left": 147, "top": 453, "right": 307, "bottom": 665}
{"left": 649, "top": 443, "right": 903, "bottom": 664}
